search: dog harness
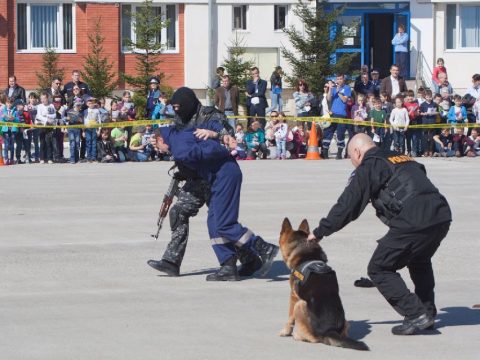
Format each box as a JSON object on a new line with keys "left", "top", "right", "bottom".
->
{"left": 292, "top": 260, "right": 332, "bottom": 293}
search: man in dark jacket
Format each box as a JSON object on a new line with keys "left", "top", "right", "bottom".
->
{"left": 63, "top": 70, "right": 91, "bottom": 98}
{"left": 309, "top": 133, "right": 452, "bottom": 335}
{"left": 4, "top": 76, "right": 26, "bottom": 104}
{"left": 380, "top": 64, "right": 408, "bottom": 98}
{"left": 245, "top": 67, "right": 268, "bottom": 127}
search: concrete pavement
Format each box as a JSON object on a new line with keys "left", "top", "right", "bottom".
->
{"left": 0, "top": 158, "right": 479, "bottom": 359}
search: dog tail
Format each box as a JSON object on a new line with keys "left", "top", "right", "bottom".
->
{"left": 325, "top": 331, "right": 369, "bottom": 351}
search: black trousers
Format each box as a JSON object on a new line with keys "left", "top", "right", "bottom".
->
{"left": 367, "top": 222, "right": 450, "bottom": 318}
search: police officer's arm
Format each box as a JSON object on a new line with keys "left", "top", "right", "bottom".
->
{"left": 312, "top": 159, "right": 390, "bottom": 239}
{"left": 174, "top": 138, "right": 230, "bottom": 165}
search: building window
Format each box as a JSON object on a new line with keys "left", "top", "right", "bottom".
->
{"left": 121, "top": 4, "right": 178, "bottom": 52}
{"left": 274, "top": 5, "right": 287, "bottom": 30}
{"left": 233, "top": 5, "right": 247, "bottom": 30}
{"left": 446, "top": 4, "right": 480, "bottom": 49}
{"left": 17, "top": 2, "right": 74, "bottom": 52}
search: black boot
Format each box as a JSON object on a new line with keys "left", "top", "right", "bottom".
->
{"left": 391, "top": 313, "right": 434, "bottom": 335}
{"left": 252, "top": 236, "right": 279, "bottom": 276}
{"left": 147, "top": 259, "right": 180, "bottom": 277}
{"left": 237, "top": 248, "right": 262, "bottom": 277}
{"left": 321, "top": 148, "right": 329, "bottom": 159}
{"left": 206, "top": 257, "right": 239, "bottom": 281}
{"left": 336, "top": 148, "right": 343, "bottom": 160}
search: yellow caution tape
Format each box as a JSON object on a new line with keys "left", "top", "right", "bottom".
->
{"left": 0, "top": 119, "right": 172, "bottom": 129}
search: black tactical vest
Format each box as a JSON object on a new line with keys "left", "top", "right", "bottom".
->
{"left": 365, "top": 153, "right": 438, "bottom": 226}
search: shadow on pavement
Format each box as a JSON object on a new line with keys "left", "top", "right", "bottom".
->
{"left": 348, "top": 320, "right": 372, "bottom": 340}
{"left": 436, "top": 306, "right": 480, "bottom": 329}
{"left": 263, "top": 260, "right": 290, "bottom": 282}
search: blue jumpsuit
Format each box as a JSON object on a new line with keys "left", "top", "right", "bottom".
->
{"left": 160, "top": 125, "right": 257, "bottom": 265}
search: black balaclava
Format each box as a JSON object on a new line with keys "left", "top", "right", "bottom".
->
{"left": 170, "top": 87, "right": 200, "bottom": 126}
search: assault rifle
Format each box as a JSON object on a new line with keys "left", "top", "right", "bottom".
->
{"left": 151, "top": 175, "right": 181, "bottom": 240}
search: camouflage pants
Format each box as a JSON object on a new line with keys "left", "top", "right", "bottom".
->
{"left": 162, "top": 178, "right": 211, "bottom": 266}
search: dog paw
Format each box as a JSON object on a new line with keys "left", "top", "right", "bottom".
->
{"left": 279, "top": 326, "right": 293, "bottom": 337}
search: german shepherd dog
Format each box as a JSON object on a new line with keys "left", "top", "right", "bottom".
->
{"left": 278, "top": 218, "right": 369, "bottom": 351}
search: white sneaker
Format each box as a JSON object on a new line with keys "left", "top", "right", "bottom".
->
{"left": 48, "top": 160, "right": 53, "bottom": 164}
{"left": 40, "top": 160, "right": 45, "bottom": 164}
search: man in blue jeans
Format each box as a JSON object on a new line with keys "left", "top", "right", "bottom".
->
{"left": 322, "top": 74, "right": 352, "bottom": 159}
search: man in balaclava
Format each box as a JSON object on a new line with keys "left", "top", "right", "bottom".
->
{"left": 148, "top": 87, "right": 263, "bottom": 279}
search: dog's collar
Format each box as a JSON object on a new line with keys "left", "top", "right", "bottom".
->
{"left": 292, "top": 260, "right": 332, "bottom": 283}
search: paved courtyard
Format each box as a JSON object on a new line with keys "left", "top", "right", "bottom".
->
{"left": 1, "top": 158, "right": 479, "bottom": 360}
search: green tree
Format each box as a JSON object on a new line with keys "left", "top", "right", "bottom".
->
{"left": 121, "top": 0, "right": 166, "bottom": 116}
{"left": 282, "top": 1, "right": 355, "bottom": 96}
{"left": 36, "top": 47, "right": 65, "bottom": 92}
{"left": 221, "top": 32, "right": 254, "bottom": 109}
{"left": 81, "top": 17, "right": 117, "bottom": 99}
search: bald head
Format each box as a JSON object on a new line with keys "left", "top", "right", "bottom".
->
{"left": 347, "top": 133, "right": 376, "bottom": 168}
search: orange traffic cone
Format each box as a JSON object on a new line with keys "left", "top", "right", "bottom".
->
{"left": 0, "top": 141, "right": 4, "bottom": 166}
{"left": 305, "top": 121, "right": 321, "bottom": 160}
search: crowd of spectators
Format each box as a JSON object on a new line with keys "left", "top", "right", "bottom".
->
{"left": 2, "top": 62, "right": 480, "bottom": 165}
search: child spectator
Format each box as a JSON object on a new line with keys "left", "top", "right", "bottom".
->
{"left": 389, "top": 95, "right": 409, "bottom": 154}
{"left": 403, "top": 90, "right": 420, "bottom": 156}
{"left": 98, "top": 98, "right": 110, "bottom": 123}
{"left": 223, "top": 134, "right": 247, "bottom": 160}
{"left": 380, "top": 91, "right": 394, "bottom": 150}
{"left": 151, "top": 92, "right": 167, "bottom": 120}
{"left": 416, "top": 87, "right": 426, "bottom": 106}
{"left": 52, "top": 94, "right": 68, "bottom": 162}
{"left": 433, "top": 128, "right": 454, "bottom": 157}
{"left": 419, "top": 89, "right": 439, "bottom": 156}
{"left": 274, "top": 112, "right": 288, "bottom": 159}
{"left": 16, "top": 100, "right": 33, "bottom": 164}
{"left": 351, "top": 93, "right": 369, "bottom": 135}
{"left": 26, "top": 93, "right": 40, "bottom": 162}
{"left": 35, "top": 92, "right": 58, "bottom": 164}
{"left": 290, "top": 125, "right": 306, "bottom": 159}
{"left": 110, "top": 100, "right": 120, "bottom": 122}
{"left": 245, "top": 121, "right": 269, "bottom": 160}
{"left": 65, "top": 99, "right": 84, "bottom": 164}
{"left": 1, "top": 97, "right": 18, "bottom": 164}
{"left": 452, "top": 128, "right": 468, "bottom": 157}
{"left": 118, "top": 91, "right": 136, "bottom": 144}
{"left": 83, "top": 97, "right": 101, "bottom": 162}
{"left": 432, "top": 58, "right": 447, "bottom": 87}
{"left": 366, "top": 93, "right": 376, "bottom": 110}
{"left": 142, "top": 125, "right": 156, "bottom": 160}
{"left": 264, "top": 111, "right": 278, "bottom": 147}
{"left": 234, "top": 123, "right": 246, "bottom": 149}
{"left": 447, "top": 95, "right": 468, "bottom": 132}
{"left": 465, "top": 128, "right": 480, "bottom": 157}
{"left": 472, "top": 96, "right": 480, "bottom": 124}
{"left": 111, "top": 125, "right": 129, "bottom": 162}
{"left": 129, "top": 126, "right": 150, "bottom": 162}
{"left": 369, "top": 98, "right": 387, "bottom": 147}
{"left": 97, "top": 129, "right": 116, "bottom": 163}
{"left": 433, "top": 93, "right": 446, "bottom": 124}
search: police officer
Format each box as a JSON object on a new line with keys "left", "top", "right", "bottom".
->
{"left": 147, "top": 87, "right": 262, "bottom": 278}
{"left": 308, "top": 133, "right": 452, "bottom": 335}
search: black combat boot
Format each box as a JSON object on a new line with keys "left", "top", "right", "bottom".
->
{"left": 336, "top": 148, "right": 343, "bottom": 160}
{"left": 320, "top": 148, "right": 329, "bottom": 159}
{"left": 147, "top": 259, "right": 180, "bottom": 277}
{"left": 391, "top": 313, "right": 434, "bottom": 335}
{"left": 206, "top": 257, "right": 239, "bottom": 281}
{"left": 237, "top": 248, "right": 262, "bottom": 277}
{"left": 252, "top": 236, "right": 279, "bottom": 276}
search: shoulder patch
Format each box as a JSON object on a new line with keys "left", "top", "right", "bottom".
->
{"left": 387, "top": 155, "right": 415, "bottom": 164}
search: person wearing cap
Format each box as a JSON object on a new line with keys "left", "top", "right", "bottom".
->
{"left": 66, "top": 99, "right": 84, "bottom": 164}
{"left": 83, "top": 97, "right": 101, "bottom": 162}
{"left": 370, "top": 70, "right": 381, "bottom": 97}
{"left": 146, "top": 77, "right": 161, "bottom": 119}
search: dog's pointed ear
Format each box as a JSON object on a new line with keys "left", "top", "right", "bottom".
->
{"left": 281, "top": 217, "right": 292, "bottom": 234}
{"left": 298, "top": 219, "right": 310, "bottom": 234}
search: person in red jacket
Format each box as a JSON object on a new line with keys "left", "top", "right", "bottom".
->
{"left": 15, "top": 100, "right": 33, "bottom": 163}
{"left": 403, "top": 90, "right": 421, "bottom": 156}
{"left": 432, "top": 58, "right": 447, "bottom": 87}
